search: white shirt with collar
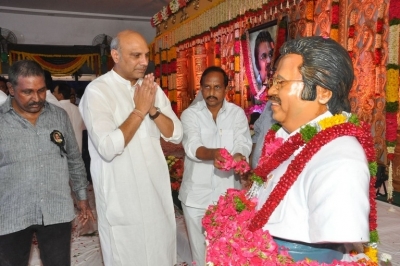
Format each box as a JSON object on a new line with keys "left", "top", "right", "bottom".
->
{"left": 46, "top": 90, "right": 62, "bottom": 107}
{"left": 256, "top": 111, "right": 370, "bottom": 244}
{"left": 179, "top": 99, "right": 253, "bottom": 209}
{"left": 0, "top": 90, "right": 7, "bottom": 105}
{"left": 58, "top": 99, "right": 85, "bottom": 153}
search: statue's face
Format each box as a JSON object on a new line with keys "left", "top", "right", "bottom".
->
{"left": 268, "top": 53, "right": 331, "bottom": 133}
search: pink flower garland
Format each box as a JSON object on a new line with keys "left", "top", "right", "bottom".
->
{"left": 218, "top": 148, "right": 250, "bottom": 175}
{"left": 203, "top": 189, "right": 294, "bottom": 265}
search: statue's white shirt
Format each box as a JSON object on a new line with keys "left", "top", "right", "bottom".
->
{"left": 257, "top": 111, "right": 370, "bottom": 243}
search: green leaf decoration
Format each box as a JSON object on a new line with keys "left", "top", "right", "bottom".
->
{"left": 300, "top": 124, "right": 318, "bottom": 142}
{"left": 271, "top": 123, "right": 282, "bottom": 132}
{"left": 234, "top": 196, "right": 245, "bottom": 212}
{"left": 370, "top": 230, "right": 379, "bottom": 243}
{"left": 386, "top": 141, "right": 397, "bottom": 146}
{"left": 389, "top": 18, "right": 400, "bottom": 26}
{"left": 348, "top": 114, "right": 360, "bottom": 126}
{"left": 250, "top": 173, "right": 264, "bottom": 186}
{"left": 386, "top": 63, "right": 400, "bottom": 70}
{"left": 369, "top": 162, "right": 378, "bottom": 176}
{"left": 386, "top": 101, "right": 399, "bottom": 112}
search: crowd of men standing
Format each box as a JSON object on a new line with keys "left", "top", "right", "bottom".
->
{"left": 0, "top": 30, "right": 372, "bottom": 266}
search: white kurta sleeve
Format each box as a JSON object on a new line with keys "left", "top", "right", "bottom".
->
{"left": 181, "top": 108, "right": 203, "bottom": 162}
{"left": 231, "top": 109, "right": 252, "bottom": 159}
{"left": 79, "top": 85, "right": 125, "bottom": 162}
{"left": 155, "top": 85, "right": 183, "bottom": 144}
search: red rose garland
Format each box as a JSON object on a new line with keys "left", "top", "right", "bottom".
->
{"left": 247, "top": 121, "right": 378, "bottom": 244}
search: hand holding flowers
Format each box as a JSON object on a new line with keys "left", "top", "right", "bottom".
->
{"left": 216, "top": 148, "right": 250, "bottom": 174}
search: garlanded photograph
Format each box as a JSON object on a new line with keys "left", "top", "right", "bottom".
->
{"left": 242, "top": 16, "right": 289, "bottom": 104}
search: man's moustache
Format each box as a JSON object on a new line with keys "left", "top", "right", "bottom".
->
{"left": 206, "top": 96, "right": 218, "bottom": 100}
{"left": 267, "top": 96, "right": 281, "bottom": 104}
{"left": 28, "top": 101, "right": 45, "bottom": 107}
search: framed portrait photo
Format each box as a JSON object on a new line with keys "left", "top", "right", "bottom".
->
{"left": 243, "top": 16, "right": 288, "bottom": 103}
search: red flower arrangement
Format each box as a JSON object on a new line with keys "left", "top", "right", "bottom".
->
{"left": 376, "top": 19, "right": 384, "bottom": 33}
{"left": 151, "top": 0, "right": 188, "bottom": 27}
{"left": 275, "top": 19, "right": 288, "bottom": 60}
{"left": 374, "top": 18, "right": 384, "bottom": 66}
{"left": 389, "top": 0, "right": 400, "bottom": 20}
{"left": 234, "top": 41, "right": 240, "bottom": 55}
{"left": 165, "top": 155, "right": 184, "bottom": 192}
{"left": 215, "top": 43, "right": 221, "bottom": 58}
{"left": 385, "top": 112, "right": 397, "bottom": 143}
{"left": 374, "top": 49, "right": 381, "bottom": 65}
{"left": 348, "top": 26, "right": 355, "bottom": 38}
{"left": 331, "top": 3, "right": 339, "bottom": 25}
{"left": 169, "top": 60, "right": 177, "bottom": 73}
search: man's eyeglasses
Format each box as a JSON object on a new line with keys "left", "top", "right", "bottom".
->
{"left": 264, "top": 77, "right": 304, "bottom": 89}
{"left": 258, "top": 51, "right": 274, "bottom": 61}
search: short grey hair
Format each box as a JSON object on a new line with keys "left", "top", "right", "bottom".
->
{"left": 110, "top": 35, "right": 120, "bottom": 51}
{"left": 8, "top": 60, "right": 44, "bottom": 87}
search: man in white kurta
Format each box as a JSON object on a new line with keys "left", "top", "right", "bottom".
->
{"left": 179, "top": 66, "right": 252, "bottom": 265}
{"left": 79, "top": 30, "right": 183, "bottom": 266}
{"left": 53, "top": 83, "right": 85, "bottom": 152}
{"left": 58, "top": 98, "right": 85, "bottom": 152}
{"left": 46, "top": 90, "right": 62, "bottom": 107}
{"left": 0, "top": 89, "right": 7, "bottom": 105}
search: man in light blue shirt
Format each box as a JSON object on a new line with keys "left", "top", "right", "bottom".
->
{"left": 0, "top": 60, "right": 93, "bottom": 266}
{"left": 250, "top": 101, "right": 275, "bottom": 168}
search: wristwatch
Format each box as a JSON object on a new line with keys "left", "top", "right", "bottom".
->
{"left": 149, "top": 107, "right": 161, "bottom": 120}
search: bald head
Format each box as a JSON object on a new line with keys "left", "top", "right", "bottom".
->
{"left": 110, "top": 30, "right": 149, "bottom": 84}
{"left": 110, "top": 30, "right": 146, "bottom": 52}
